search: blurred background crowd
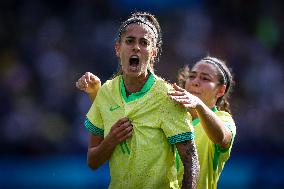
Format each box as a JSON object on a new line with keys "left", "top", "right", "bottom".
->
{"left": 0, "top": 0, "right": 284, "bottom": 188}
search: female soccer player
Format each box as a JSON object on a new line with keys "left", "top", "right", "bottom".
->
{"left": 169, "top": 56, "right": 236, "bottom": 189}
{"left": 80, "top": 12, "right": 199, "bottom": 189}
{"left": 77, "top": 56, "right": 236, "bottom": 189}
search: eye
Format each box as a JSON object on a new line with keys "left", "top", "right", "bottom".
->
{"left": 125, "top": 38, "right": 134, "bottom": 44}
{"left": 188, "top": 74, "right": 196, "bottom": 80}
{"left": 201, "top": 76, "right": 210, "bottom": 81}
{"left": 140, "top": 39, "right": 150, "bottom": 47}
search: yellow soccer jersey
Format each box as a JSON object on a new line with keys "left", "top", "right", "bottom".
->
{"left": 84, "top": 72, "right": 194, "bottom": 189}
{"left": 176, "top": 107, "right": 236, "bottom": 189}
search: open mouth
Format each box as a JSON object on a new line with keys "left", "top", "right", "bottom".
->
{"left": 129, "top": 55, "right": 140, "bottom": 70}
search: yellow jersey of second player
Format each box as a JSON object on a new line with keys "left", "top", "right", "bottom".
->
{"left": 176, "top": 107, "right": 236, "bottom": 189}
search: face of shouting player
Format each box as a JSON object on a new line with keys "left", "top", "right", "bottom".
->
{"left": 115, "top": 23, "right": 157, "bottom": 80}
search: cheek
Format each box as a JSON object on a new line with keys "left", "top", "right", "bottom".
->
{"left": 204, "top": 84, "right": 218, "bottom": 98}
{"left": 143, "top": 46, "right": 155, "bottom": 58}
{"left": 185, "top": 80, "right": 191, "bottom": 91}
{"left": 142, "top": 50, "right": 151, "bottom": 61}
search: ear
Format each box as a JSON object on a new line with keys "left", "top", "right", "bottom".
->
{"left": 216, "top": 84, "right": 226, "bottom": 98}
{"left": 115, "top": 42, "right": 120, "bottom": 57}
{"left": 152, "top": 47, "right": 158, "bottom": 58}
{"left": 150, "top": 47, "right": 158, "bottom": 63}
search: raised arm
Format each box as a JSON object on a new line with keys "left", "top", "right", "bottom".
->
{"left": 87, "top": 117, "right": 133, "bottom": 169}
{"left": 75, "top": 72, "right": 101, "bottom": 102}
{"left": 176, "top": 140, "right": 199, "bottom": 189}
{"left": 168, "top": 84, "right": 232, "bottom": 149}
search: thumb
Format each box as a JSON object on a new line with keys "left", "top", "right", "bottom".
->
{"left": 173, "top": 83, "right": 184, "bottom": 92}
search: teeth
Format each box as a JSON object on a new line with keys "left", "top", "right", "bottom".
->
{"left": 131, "top": 55, "right": 139, "bottom": 59}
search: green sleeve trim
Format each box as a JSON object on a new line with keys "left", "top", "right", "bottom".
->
{"left": 168, "top": 132, "right": 194, "bottom": 144}
{"left": 213, "top": 144, "right": 221, "bottom": 171}
{"left": 84, "top": 118, "right": 104, "bottom": 136}
{"left": 213, "top": 123, "right": 235, "bottom": 170}
{"left": 191, "top": 118, "right": 200, "bottom": 126}
{"left": 212, "top": 106, "right": 218, "bottom": 112}
{"left": 220, "top": 124, "right": 235, "bottom": 153}
{"left": 218, "top": 123, "right": 235, "bottom": 153}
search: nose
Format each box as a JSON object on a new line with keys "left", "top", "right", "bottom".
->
{"left": 132, "top": 42, "right": 140, "bottom": 53}
{"left": 191, "top": 78, "right": 200, "bottom": 87}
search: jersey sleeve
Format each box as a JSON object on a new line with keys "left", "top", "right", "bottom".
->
{"left": 84, "top": 89, "right": 104, "bottom": 137}
{"left": 212, "top": 111, "right": 236, "bottom": 170}
{"left": 160, "top": 95, "right": 194, "bottom": 145}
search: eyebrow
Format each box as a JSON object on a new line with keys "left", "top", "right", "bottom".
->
{"left": 125, "top": 35, "right": 151, "bottom": 40}
{"left": 190, "top": 71, "right": 214, "bottom": 79}
{"left": 126, "top": 35, "right": 147, "bottom": 38}
{"left": 125, "top": 36, "right": 135, "bottom": 39}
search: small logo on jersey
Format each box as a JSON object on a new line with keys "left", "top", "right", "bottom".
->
{"left": 109, "top": 105, "right": 120, "bottom": 112}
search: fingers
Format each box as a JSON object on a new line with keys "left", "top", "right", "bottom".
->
{"left": 169, "top": 90, "right": 199, "bottom": 109}
{"left": 116, "top": 123, "right": 133, "bottom": 141}
{"left": 89, "top": 74, "right": 101, "bottom": 85}
{"left": 170, "top": 96, "right": 189, "bottom": 104}
{"left": 168, "top": 90, "right": 184, "bottom": 96}
{"left": 168, "top": 83, "right": 186, "bottom": 96}
{"left": 76, "top": 73, "right": 89, "bottom": 91}
{"left": 109, "top": 117, "right": 133, "bottom": 143}
{"left": 113, "top": 117, "right": 130, "bottom": 127}
{"left": 112, "top": 117, "right": 133, "bottom": 134}
{"left": 172, "top": 98, "right": 197, "bottom": 109}
{"left": 76, "top": 80, "right": 87, "bottom": 91}
{"left": 75, "top": 72, "right": 101, "bottom": 92}
{"left": 119, "top": 130, "right": 133, "bottom": 141}
{"left": 170, "top": 95, "right": 189, "bottom": 101}
{"left": 173, "top": 83, "right": 185, "bottom": 92}
{"left": 84, "top": 72, "right": 101, "bottom": 86}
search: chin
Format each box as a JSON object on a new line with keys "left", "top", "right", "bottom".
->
{"left": 124, "top": 70, "right": 140, "bottom": 77}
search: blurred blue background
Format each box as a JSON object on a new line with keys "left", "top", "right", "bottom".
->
{"left": 0, "top": 0, "right": 284, "bottom": 188}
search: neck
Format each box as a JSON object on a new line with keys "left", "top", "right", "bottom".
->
{"left": 123, "top": 72, "right": 149, "bottom": 95}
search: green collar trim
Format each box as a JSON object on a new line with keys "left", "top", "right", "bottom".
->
{"left": 120, "top": 72, "right": 156, "bottom": 103}
{"left": 211, "top": 106, "right": 218, "bottom": 112}
{"left": 192, "top": 106, "right": 218, "bottom": 126}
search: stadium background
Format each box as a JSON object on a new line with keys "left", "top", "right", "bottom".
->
{"left": 0, "top": 0, "right": 283, "bottom": 188}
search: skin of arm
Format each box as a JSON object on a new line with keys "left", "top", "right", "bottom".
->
{"left": 195, "top": 102, "right": 232, "bottom": 148}
{"left": 87, "top": 134, "right": 113, "bottom": 169}
{"left": 87, "top": 117, "right": 133, "bottom": 170}
{"left": 88, "top": 90, "right": 99, "bottom": 102}
{"left": 168, "top": 84, "right": 232, "bottom": 149}
{"left": 176, "top": 140, "right": 200, "bottom": 189}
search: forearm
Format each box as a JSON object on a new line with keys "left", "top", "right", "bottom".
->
{"left": 195, "top": 103, "right": 231, "bottom": 148}
{"left": 87, "top": 139, "right": 117, "bottom": 169}
{"left": 176, "top": 141, "right": 200, "bottom": 189}
{"left": 88, "top": 92, "right": 98, "bottom": 102}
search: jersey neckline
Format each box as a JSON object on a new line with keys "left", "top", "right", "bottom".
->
{"left": 120, "top": 71, "right": 156, "bottom": 103}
